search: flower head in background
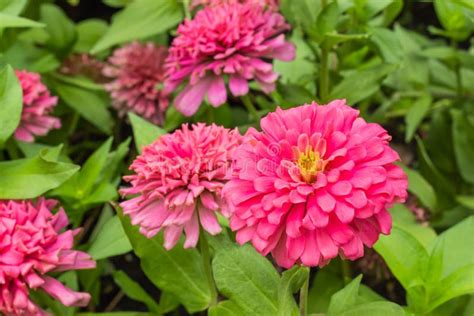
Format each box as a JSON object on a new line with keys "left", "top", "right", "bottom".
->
{"left": 14, "top": 70, "right": 60, "bottom": 143}
{"left": 121, "top": 123, "right": 242, "bottom": 249}
{"left": 61, "top": 53, "right": 107, "bottom": 83}
{"left": 103, "top": 41, "right": 169, "bottom": 125}
{"left": 224, "top": 100, "right": 408, "bottom": 268}
{"left": 191, "top": 0, "right": 279, "bottom": 11}
{"left": 165, "top": 2, "right": 295, "bottom": 116}
{"left": 0, "top": 198, "right": 96, "bottom": 315}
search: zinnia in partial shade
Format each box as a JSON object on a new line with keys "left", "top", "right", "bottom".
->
{"left": 103, "top": 41, "right": 169, "bottom": 125}
{"left": 0, "top": 198, "right": 96, "bottom": 315}
{"left": 190, "top": 0, "right": 279, "bottom": 11}
{"left": 223, "top": 100, "right": 408, "bottom": 268}
{"left": 120, "top": 123, "right": 242, "bottom": 250}
{"left": 14, "top": 70, "right": 61, "bottom": 143}
{"left": 164, "top": 2, "right": 295, "bottom": 116}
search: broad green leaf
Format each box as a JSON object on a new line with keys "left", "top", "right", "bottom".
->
{"left": 390, "top": 204, "right": 437, "bottom": 247}
{"left": 333, "top": 301, "right": 405, "bottom": 316}
{"left": 369, "top": 27, "right": 403, "bottom": 63}
{"left": 103, "top": 0, "right": 132, "bottom": 7}
{"left": 308, "top": 266, "right": 344, "bottom": 314}
{"left": 400, "top": 165, "right": 437, "bottom": 211}
{"left": 329, "top": 64, "right": 397, "bottom": 104}
{"left": 316, "top": 2, "right": 340, "bottom": 41}
{"left": 88, "top": 216, "right": 132, "bottom": 260}
{"left": 2, "top": 41, "right": 60, "bottom": 73}
{"left": 113, "top": 271, "right": 161, "bottom": 313}
{"left": 74, "top": 19, "right": 108, "bottom": 53}
{"left": 374, "top": 227, "right": 429, "bottom": 290}
{"left": 52, "top": 77, "right": 113, "bottom": 134}
{"left": 0, "top": 65, "right": 22, "bottom": 147}
{"left": 457, "top": 196, "right": 474, "bottom": 210}
{"left": 0, "top": 12, "right": 44, "bottom": 29}
{"left": 40, "top": 4, "right": 77, "bottom": 58}
{"left": 17, "top": 141, "right": 72, "bottom": 162}
{"left": 327, "top": 276, "right": 362, "bottom": 315}
{"left": 278, "top": 266, "right": 309, "bottom": 316}
{"left": 209, "top": 300, "right": 244, "bottom": 316}
{"left": 0, "top": 148, "right": 79, "bottom": 199}
{"left": 212, "top": 234, "right": 280, "bottom": 315}
{"left": 434, "top": 0, "right": 471, "bottom": 40}
{"left": 91, "top": 0, "right": 182, "bottom": 53}
{"left": 118, "top": 207, "right": 211, "bottom": 313}
{"left": 129, "top": 112, "right": 166, "bottom": 153}
{"left": 0, "top": 0, "right": 28, "bottom": 15}
{"left": 78, "top": 314, "right": 153, "bottom": 316}
{"left": 405, "top": 94, "right": 432, "bottom": 142}
{"left": 451, "top": 109, "right": 474, "bottom": 184}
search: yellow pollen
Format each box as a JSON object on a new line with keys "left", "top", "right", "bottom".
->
{"left": 296, "top": 146, "right": 325, "bottom": 183}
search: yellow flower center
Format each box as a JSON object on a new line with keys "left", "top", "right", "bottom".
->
{"left": 296, "top": 146, "right": 326, "bottom": 183}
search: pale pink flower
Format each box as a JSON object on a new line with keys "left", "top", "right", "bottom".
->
{"left": 14, "top": 70, "right": 60, "bottom": 143}
{"left": 191, "top": 0, "right": 279, "bottom": 11}
{"left": 165, "top": 2, "right": 295, "bottom": 116}
{"left": 120, "top": 123, "right": 242, "bottom": 249}
{"left": 0, "top": 198, "right": 96, "bottom": 315}
{"left": 223, "top": 100, "right": 408, "bottom": 268}
{"left": 103, "top": 42, "right": 169, "bottom": 125}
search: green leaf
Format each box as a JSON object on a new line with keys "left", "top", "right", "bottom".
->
{"left": 278, "top": 266, "right": 309, "bottom": 316}
{"left": 0, "top": 65, "right": 22, "bottom": 147}
{"left": 212, "top": 233, "right": 280, "bottom": 315}
{"left": 434, "top": 0, "right": 471, "bottom": 40}
{"left": 329, "top": 64, "right": 397, "bottom": 104}
{"left": 333, "top": 301, "right": 406, "bottom": 316}
{"left": 308, "top": 266, "right": 345, "bottom": 314}
{"left": 209, "top": 300, "right": 244, "bottom": 316}
{"left": 0, "top": 12, "right": 44, "bottom": 29}
{"left": 0, "top": 0, "right": 28, "bottom": 15}
{"left": 0, "top": 148, "right": 79, "bottom": 199}
{"left": 451, "top": 109, "right": 474, "bottom": 184}
{"left": 91, "top": 0, "right": 182, "bottom": 53}
{"left": 400, "top": 165, "right": 437, "bottom": 211}
{"left": 88, "top": 216, "right": 132, "bottom": 260}
{"left": 78, "top": 313, "right": 153, "bottom": 316}
{"left": 129, "top": 112, "right": 166, "bottom": 153}
{"left": 117, "top": 206, "right": 211, "bottom": 313}
{"left": 40, "top": 4, "right": 77, "bottom": 58}
{"left": 113, "top": 271, "right": 161, "bottom": 313}
{"left": 374, "top": 227, "right": 429, "bottom": 290}
{"left": 52, "top": 77, "right": 113, "bottom": 134}
{"left": 316, "top": 2, "right": 340, "bottom": 40}
{"left": 327, "top": 276, "right": 363, "bottom": 315}
{"left": 457, "top": 196, "right": 474, "bottom": 210}
{"left": 102, "top": 0, "right": 133, "bottom": 8}
{"left": 390, "top": 204, "right": 437, "bottom": 247}
{"left": 74, "top": 19, "right": 108, "bottom": 53}
{"left": 405, "top": 94, "right": 432, "bottom": 142}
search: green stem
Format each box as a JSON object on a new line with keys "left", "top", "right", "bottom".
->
{"left": 199, "top": 228, "right": 218, "bottom": 306}
{"left": 319, "top": 0, "right": 330, "bottom": 103}
{"left": 299, "top": 269, "right": 310, "bottom": 316}
{"left": 68, "top": 112, "right": 80, "bottom": 136}
{"left": 241, "top": 95, "right": 259, "bottom": 121}
{"left": 183, "top": 0, "right": 191, "bottom": 19}
{"left": 341, "top": 260, "right": 351, "bottom": 285}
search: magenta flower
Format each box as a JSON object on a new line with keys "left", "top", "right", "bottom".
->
{"left": 103, "top": 42, "right": 169, "bottom": 125}
{"left": 0, "top": 198, "right": 96, "bottom": 315}
{"left": 164, "top": 2, "right": 295, "bottom": 116}
{"left": 223, "top": 100, "right": 408, "bottom": 268}
{"left": 14, "top": 70, "right": 60, "bottom": 143}
{"left": 120, "top": 123, "right": 242, "bottom": 249}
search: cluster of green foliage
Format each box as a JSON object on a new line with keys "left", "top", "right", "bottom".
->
{"left": 0, "top": 0, "right": 474, "bottom": 315}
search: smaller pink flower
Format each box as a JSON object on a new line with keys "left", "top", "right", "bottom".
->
{"left": 0, "top": 198, "right": 96, "bottom": 316}
{"left": 14, "top": 70, "right": 60, "bottom": 143}
{"left": 120, "top": 123, "right": 242, "bottom": 250}
{"left": 165, "top": 2, "right": 295, "bottom": 116}
{"left": 103, "top": 41, "right": 170, "bottom": 125}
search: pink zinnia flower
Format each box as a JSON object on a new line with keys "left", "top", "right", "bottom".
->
{"left": 165, "top": 2, "right": 295, "bottom": 116}
{"left": 191, "top": 0, "right": 279, "bottom": 11}
{"left": 0, "top": 198, "right": 96, "bottom": 315}
{"left": 103, "top": 41, "right": 169, "bottom": 125}
{"left": 223, "top": 100, "right": 408, "bottom": 268}
{"left": 120, "top": 123, "right": 242, "bottom": 249}
{"left": 14, "top": 70, "right": 60, "bottom": 143}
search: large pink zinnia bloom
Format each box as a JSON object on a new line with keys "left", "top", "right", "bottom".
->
{"left": 103, "top": 42, "right": 169, "bottom": 125}
{"left": 223, "top": 100, "right": 408, "bottom": 268}
{"left": 0, "top": 198, "right": 96, "bottom": 315}
{"left": 164, "top": 2, "right": 295, "bottom": 116}
{"left": 120, "top": 123, "right": 242, "bottom": 249}
{"left": 14, "top": 70, "right": 60, "bottom": 143}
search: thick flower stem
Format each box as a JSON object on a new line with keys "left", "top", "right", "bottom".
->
{"left": 299, "top": 269, "right": 310, "bottom": 316}
{"left": 241, "top": 95, "right": 259, "bottom": 121}
{"left": 199, "top": 228, "right": 218, "bottom": 306}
